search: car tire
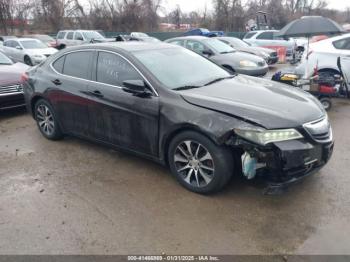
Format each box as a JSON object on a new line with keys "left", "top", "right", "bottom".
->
{"left": 168, "top": 131, "right": 234, "bottom": 194}
{"left": 319, "top": 97, "right": 332, "bottom": 111}
{"left": 34, "top": 99, "right": 63, "bottom": 140}
{"left": 24, "top": 56, "right": 33, "bottom": 66}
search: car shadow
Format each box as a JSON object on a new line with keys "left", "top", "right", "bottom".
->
{"left": 0, "top": 107, "right": 28, "bottom": 120}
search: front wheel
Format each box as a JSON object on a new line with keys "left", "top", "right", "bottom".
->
{"left": 168, "top": 131, "right": 234, "bottom": 194}
{"left": 34, "top": 99, "right": 63, "bottom": 140}
{"left": 24, "top": 56, "right": 33, "bottom": 66}
{"left": 319, "top": 97, "right": 332, "bottom": 111}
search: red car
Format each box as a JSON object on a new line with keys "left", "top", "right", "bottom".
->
{"left": 0, "top": 52, "right": 29, "bottom": 110}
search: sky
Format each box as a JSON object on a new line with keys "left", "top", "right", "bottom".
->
{"left": 162, "top": 0, "right": 349, "bottom": 13}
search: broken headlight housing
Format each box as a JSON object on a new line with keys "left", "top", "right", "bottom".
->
{"left": 234, "top": 128, "right": 303, "bottom": 146}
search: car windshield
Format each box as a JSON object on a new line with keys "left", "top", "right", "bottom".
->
{"left": 35, "top": 35, "right": 54, "bottom": 42}
{"left": 20, "top": 40, "right": 47, "bottom": 49}
{"left": 203, "top": 39, "right": 235, "bottom": 54}
{"left": 228, "top": 38, "right": 250, "bottom": 48}
{"left": 82, "top": 31, "right": 104, "bottom": 40}
{"left": 0, "top": 52, "right": 13, "bottom": 65}
{"left": 132, "top": 47, "right": 230, "bottom": 90}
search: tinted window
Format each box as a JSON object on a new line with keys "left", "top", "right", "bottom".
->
{"left": 168, "top": 40, "right": 184, "bottom": 46}
{"left": 74, "top": 32, "right": 83, "bottom": 40}
{"left": 186, "top": 40, "right": 206, "bottom": 53}
{"left": 66, "top": 32, "right": 74, "bottom": 40}
{"left": 57, "top": 32, "right": 66, "bottom": 39}
{"left": 244, "top": 32, "right": 257, "bottom": 39}
{"left": 257, "top": 32, "right": 274, "bottom": 40}
{"left": 63, "top": 51, "right": 92, "bottom": 79}
{"left": 96, "top": 52, "right": 142, "bottom": 87}
{"left": 53, "top": 55, "right": 65, "bottom": 73}
{"left": 333, "top": 38, "right": 350, "bottom": 50}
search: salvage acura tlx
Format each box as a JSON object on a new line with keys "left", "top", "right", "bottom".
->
{"left": 23, "top": 43, "right": 334, "bottom": 194}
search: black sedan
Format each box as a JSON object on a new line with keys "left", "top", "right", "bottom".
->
{"left": 216, "top": 36, "right": 279, "bottom": 65}
{"left": 23, "top": 43, "right": 333, "bottom": 194}
{"left": 0, "top": 52, "right": 29, "bottom": 110}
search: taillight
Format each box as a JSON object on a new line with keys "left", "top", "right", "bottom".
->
{"left": 21, "top": 72, "right": 29, "bottom": 83}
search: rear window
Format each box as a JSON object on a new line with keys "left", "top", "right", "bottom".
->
{"left": 57, "top": 32, "right": 66, "bottom": 39}
{"left": 257, "top": 31, "right": 274, "bottom": 40}
{"left": 63, "top": 51, "right": 92, "bottom": 79}
{"left": 244, "top": 32, "right": 257, "bottom": 39}
{"left": 168, "top": 40, "right": 184, "bottom": 46}
{"left": 333, "top": 38, "right": 350, "bottom": 50}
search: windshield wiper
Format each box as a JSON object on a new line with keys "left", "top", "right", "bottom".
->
{"left": 173, "top": 85, "right": 203, "bottom": 91}
{"left": 204, "top": 75, "right": 235, "bottom": 86}
{"left": 220, "top": 51, "right": 235, "bottom": 54}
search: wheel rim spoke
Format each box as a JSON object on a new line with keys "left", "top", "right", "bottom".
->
{"left": 184, "top": 168, "right": 194, "bottom": 184}
{"left": 178, "top": 164, "right": 191, "bottom": 172}
{"left": 200, "top": 164, "right": 214, "bottom": 172}
{"left": 174, "top": 154, "right": 188, "bottom": 163}
{"left": 198, "top": 168, "right": 213, "bottom": 185}
{"left": 184, "top": 141, "right": 193, "bottom": 157}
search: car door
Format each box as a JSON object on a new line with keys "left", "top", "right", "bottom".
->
{"left": 11, "top": 40, "right": 24, "bottom": 62}
{"left": 65, "top": 32, "right": 74, "bottom": 46}
{"left": 86, "top": 51, "right": 159, "bottom": 156}
{"left": 73, "top": 32, "right": 85, "bottom": 45}
{"left": 50, "top": 51, "right": 93, "bottom": 136}
{"left": 2, "top": 40, "right": 14, "bottom": 60}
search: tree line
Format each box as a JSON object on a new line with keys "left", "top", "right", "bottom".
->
{"left": 0, "top": 0, "right": 349, "bottom": 34}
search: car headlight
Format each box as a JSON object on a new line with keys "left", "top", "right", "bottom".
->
{"left": 234, "top": 128, "right": 303, "bottom": 146}
{"left": 239, "top": 60, "right": 258, "bottom": 68}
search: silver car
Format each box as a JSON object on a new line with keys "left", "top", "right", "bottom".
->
{"left": 2, "top": 38, "right": 57, "bottom": 66}
{"left": 166, "top": 36, "right": 269, "bottom": 77}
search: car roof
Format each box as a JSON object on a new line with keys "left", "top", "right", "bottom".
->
{"left": 65, "top": 42, "right": 179, "bottom": 52}
{"left": 167, "top": 36, "right": 210, "bottom": 41}
{"left": 17, "top": 38, "right": 41, "bottom": 41}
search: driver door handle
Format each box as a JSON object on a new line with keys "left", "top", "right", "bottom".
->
{"left": 89, "top": 90, "right": 104, "bottom": 98}
{"left": 52, "top": 79, "right": 62, "bottom": 86}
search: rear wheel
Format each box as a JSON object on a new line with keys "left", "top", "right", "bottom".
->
{"left": 168, "top": 131, "right": 234, "bottom": 194}
{"left": 34, "top": 99, "right": 63, "bottom": 140}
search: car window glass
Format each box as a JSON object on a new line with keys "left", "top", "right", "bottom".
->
{"left": 57, "top": 32, "right": 65, "bottom": 39}
{"left": 169, "top": 40, "right": 184, "bottom": 46}
{"left": 52, "top": 55, "right": 65, "bottom": 73}
{"left": 66, "top": 32, "right": 74, "bottom": 40}
{"left": 333, "top": 38, "right": 350, "bottom": 50}
{"left": 63, "top": 51, "right": 92, "bottom": 79}
{"left": 244, "top": 32, "right": 257, "bottom": 39}
{"left": 13, "top": 41, "right": 20, "bottom": 48}
{"left": 74, "top": 32, "right": 83, "bottom": 40}
{"left": 186, "top": 40, "right": 206, "bottom": 53}
{"left": 96, "top": 52, "right": 142, "bottom": 87}
{"left": 257, "top": 32, "right": 273, "bottom": 40}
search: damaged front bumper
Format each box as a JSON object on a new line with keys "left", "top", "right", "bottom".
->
{"left": 229, "top": 137, "right": 334, "bottom": 192}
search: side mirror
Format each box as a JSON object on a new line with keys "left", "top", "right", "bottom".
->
{"left": 15, "top": 46, "right": 22, "bottom": 50}
{"left": 202, "top": 49, "right": 213, "bottom": 56}
{"left": 122, "top": 80, "right": 151, "bottom": 97}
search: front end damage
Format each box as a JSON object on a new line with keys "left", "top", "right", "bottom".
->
{"left": 226, "top": 126, "right": 334, "bottom": 195}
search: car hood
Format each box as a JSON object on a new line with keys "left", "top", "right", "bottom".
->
{"left": 26, "top": 48, "right": 57, "bottom": 56}
{"left": 239, "top": 46, "right": 275, "bottom": 56}
{"left": 0, "top": 62, "right": 29, "bottom": 86}
{"left": 179, "top": 75, "right": 324, "bottom": 129}
{"left": 216, "top": 51, "right": 265, "bottom": 64}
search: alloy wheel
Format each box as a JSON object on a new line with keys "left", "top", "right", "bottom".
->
{"left": 36, "top": 104, "right": 55, "bottom": 136}
{"left": 174, "top": 140, "right": 215, "bottom": 188}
